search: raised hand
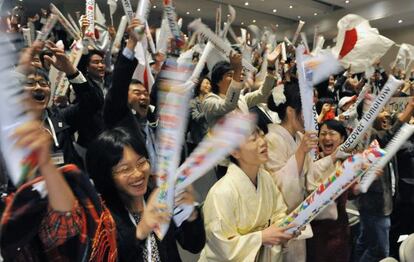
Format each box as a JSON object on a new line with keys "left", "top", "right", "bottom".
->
{"left": 136, "top": 189, "right": 171, "bottom": 240}
{"left": 44, "top": 41, "right": 77, "bottom": 76}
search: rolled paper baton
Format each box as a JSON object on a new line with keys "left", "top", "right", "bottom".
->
{"left": 50, "top": 4, "right": 80, "bottom": 40}
{"left": 84, "top": 0, "right": 95, "bottom": 39}
{"left": 339, "top": 75, "right": 403, "bottom": 153}
{"left": 359, "top": 123, "right": 414, "bottom": 193}
{"left": 291, "top": 20, "right": 305, "bottom": 46}
{"left": 36, "top": 13, "right": 58, "bottom": 42}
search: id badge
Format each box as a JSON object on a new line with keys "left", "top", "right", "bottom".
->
{"left": 51, "top": 152, "right": 65, "bottom": 165}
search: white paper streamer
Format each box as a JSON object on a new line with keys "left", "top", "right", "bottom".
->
{"left": 108, "top": 0, "right": 117, "bottom": 25}
{"left": 163, "top": 0, "right": 184, "bottom": 48}
{"left": 156, "top": 17, "right": 172, "bottom": 54}
{"left": 175, "top": 112, "right": 256, "bottom": 192}
{"left": 49, "top": 40, "right": 85, "bottom": 105}
{"left": 155, "top": 59, "right": 194, "bottom": 239}
{"left": 313, "top": 25, "right": 319, "bottom": 51}
{"left": 190, "top": 42, "right": 213, "bottom": 83}
{"left": 300, "top": 32, "right": 310, "bottom": 53}
{"left": 280, "top": 141, "right": 385, "bottom": 234}
{"left": 215, "top": 5, "right": 222, "bottom": 35}
{"left": 111, "top": 15, "right": 128, "bottom": 54}
{"left": 291, "top": 20, "right": 305, "bottom": 46}
{"left": 136, "top": 0, "right": 151, "bottom": 22}
{"left": 50, "top": 4, "right": 81, "bottom": 40}
{"left": 0, "top": 34, "right": 36, "bottom": 186}
{"left": 359, "top": 124, "right": 414, "bottom": 193}
{"left": 339, "top": 75, "right": 404, "bottom": 152}
{"left": 67, "top": 13, "right": 81, "bottom": 36}
{"left": 189, "top": 19, "right": 257, "bottom": 73}
{"left": 220, "top": 5, "right": 236, "bottom": 38}
{"left": 84, "top": 0, "right": 95, "bottom": 39}
{"left": 22, "top": 28, "right": 32, "bottom": 47}
{"left": 36, "top": 14, "right": 58, "bottom": 42}
{"left": 120, "top": 0, "right": 144, "bottom": 38}
{"left": 296, "top": 45, "right": 318, "bottom": 160}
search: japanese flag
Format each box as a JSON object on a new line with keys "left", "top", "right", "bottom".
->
{"left": 332, "top": 14, "right": 394, "bottom": 73}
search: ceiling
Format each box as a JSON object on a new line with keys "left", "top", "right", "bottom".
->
{"left": 9, "top": 0, "right": 414, "bottom": 42}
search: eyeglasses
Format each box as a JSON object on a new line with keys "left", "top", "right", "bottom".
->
{"left": 320, "top": 130, "right": 340, "bottom": 137}
{"left": 112, "top": 157, "right": 149, "bottom": 178}
{"left": 25, "top": 79, "right": 49, "bottom": 88}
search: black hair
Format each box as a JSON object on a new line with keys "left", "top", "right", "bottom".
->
{"left": 27, "top": 68, "right": 50, "bottom": 83}
{"left": 85, "top": 128, "right": 149, "bottom": 213}
{"left": 316, "top": 97, "right": 335, "bottom": 115}
{"left": 319, "top": 119, "right": 348, "bottom": 140}
{"left": 130, "top": 79, "right": 144, "bottom": 86}
{"left": 77, "top": 49, "right": 105, "bottom": 76}
{"left": 211, "top": 61, "right": 232, "bottom": 94}
{"left": 194, "top": 76, "right": 210, "bottom": 98}
{"left": 267, "top": 82, "right": 302, "bottom": 121}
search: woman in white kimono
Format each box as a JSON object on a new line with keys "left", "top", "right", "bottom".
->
{"left": 199, "top": 128, "right": 293, "bottom": 262}
{"left": 264, "top": 82, "right": 320, "bottom": 262}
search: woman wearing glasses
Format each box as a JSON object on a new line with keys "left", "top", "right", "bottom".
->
{"left": 3, "top": 125, "right": 205, "bottom": 261}
{"left": 85, "top": 128, "right": 206, "bottom": 261}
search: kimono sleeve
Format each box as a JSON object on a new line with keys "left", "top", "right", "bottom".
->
{"left": 202, "top": 187, "right": 262, "bottom": 261}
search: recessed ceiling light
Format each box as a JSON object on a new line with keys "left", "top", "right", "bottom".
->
{"left": 398, "top": 19, "right": 403, "bottom": 23}
{"left": 241, "top": 22, "right": 244, "bottom": 25}
{"left": 273, "top": 9, "right": 277, "bottom": 13}
{"left": 186, "top": 11, "right": 190, "bottom": 15}
{"left": 245, "top": 2, "right": 249, "bottom": 6}
{"left": 297, "top": 16, "right": 301, "bottom": 19}
{"left": 289, "top": 5, "right": 293, "bottom": 9}
{"left": 276, "top": 24, "right": 279, "bottom": 27}
{"left": 252, "top": 19, "right": 256, "bottom": 23}
{"left": 153, "top": 5, "right": 157, "bottom": 9}
{"left": 314, "top": 12, "right": 318, "bottom": 16}
{"left": 345, "top": 0, "right": 350, "bottom": 3}
{"left": 197, "top": 8, "right": 201, "bottom": 11}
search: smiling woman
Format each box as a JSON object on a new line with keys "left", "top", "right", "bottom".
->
{"left": 86, "top": 127, "right": 206, "bottom": 261}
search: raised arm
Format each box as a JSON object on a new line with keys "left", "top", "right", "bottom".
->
{"left": 103, "top": 19, "right": 141, "bottom": 129}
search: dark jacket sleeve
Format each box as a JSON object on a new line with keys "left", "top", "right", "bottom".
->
{"left": 61, "top": 80, "right": 103, "bottom": 130}
{"left": 174, "top": 206, "right": 206, "bottom": 253}
{"left": 103, "top": 53, "right": 139, "bottom": 129}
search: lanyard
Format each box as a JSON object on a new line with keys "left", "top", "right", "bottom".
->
{"left": 44, "top": 114, "right": 59, "bottom": 148}
{"left": 128, "top": 201, "right": 152, "bottom": 262}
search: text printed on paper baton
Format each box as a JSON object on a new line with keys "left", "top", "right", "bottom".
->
{"left": 188, "top": 19, "right": 257, "bottom": 73}
{"left": 279, "top": 142, "right": 385, "bottom": 234}
{"left": 340, "top": 75, "right": 404, "bottom": 152}
{"left": 162, "top": 0, "right": 185, "bottom": 48}
{"left": 120, "top": 0, "right": 144, "bottom": 37}
{"left": 359, "top": 124, "right": 414, "bottom": 193}
{"left": 84, "top": 0, "right": 95, "bottom": 39}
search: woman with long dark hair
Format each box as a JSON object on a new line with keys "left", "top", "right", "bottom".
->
{"left": 86, "top": 128, "right": 205, "bottom": 261}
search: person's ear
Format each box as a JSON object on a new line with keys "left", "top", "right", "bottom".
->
{"left": 230, "top": 149, "right": 241, "bottom": 161}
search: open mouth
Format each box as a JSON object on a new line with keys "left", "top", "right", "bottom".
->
{"left": 138, "top": 102, "right": 148, "bottom": 109}
{"left": 32, "top": 90, "right": 46, "bottom": 102}
{"left": 323, "top": 143, "right": 334, "bottom": 152}
{"left": 259, "top": 146, "right": 268, "bottom": 155}
{"left": 129, "top": 177, "right": 146, "bottom": 191}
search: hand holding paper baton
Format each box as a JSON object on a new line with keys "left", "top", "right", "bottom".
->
{"left": 136, "top": 188, "right": 171, "bottom": 240}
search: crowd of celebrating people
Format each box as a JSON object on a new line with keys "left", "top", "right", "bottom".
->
{"left": 0, "top": 1, "right": 413, "bottom": 262}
